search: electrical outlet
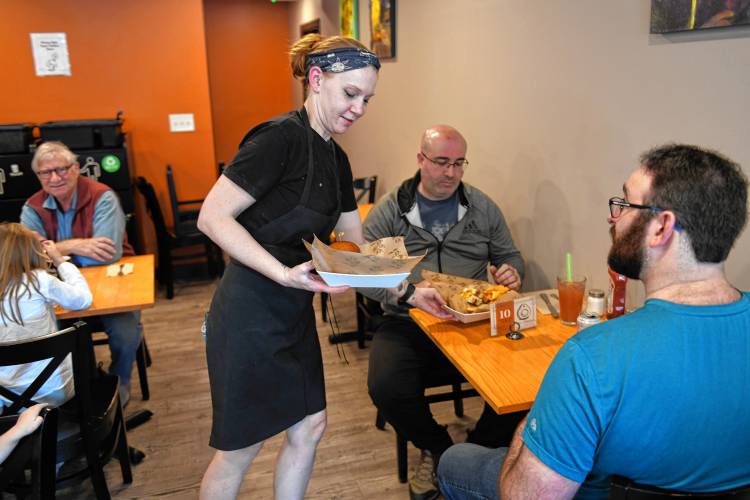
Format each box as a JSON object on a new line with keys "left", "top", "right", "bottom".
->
{"left": 169, "top": 113, "right": 195, "bottom": 133}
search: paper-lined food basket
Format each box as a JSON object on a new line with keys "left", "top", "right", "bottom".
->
{"left": 304, "top": 235, "right": 424, "bottom": 287}
{"left": 421, "top": 270, "right": 536, "bottom": 331}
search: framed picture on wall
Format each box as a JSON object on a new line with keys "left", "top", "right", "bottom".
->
{"left": 650, "top": 0, "right": 750, "bottom": 33}
{"left": 340, "top": 0, "right": 359, "bottom": 39}
{"left": 370, "top": 0, "right": 395, "bottom": 59}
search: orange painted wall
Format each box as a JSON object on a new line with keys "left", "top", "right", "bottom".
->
{"left": 204, "top": 0, "right": 293, "bottom": 167}
{"left": 0, "top": 0, "right": 216, "bottom": 253}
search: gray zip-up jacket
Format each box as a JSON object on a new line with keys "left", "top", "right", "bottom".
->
{"left": 360, "top": 171, "right": 524, "bottom": 317}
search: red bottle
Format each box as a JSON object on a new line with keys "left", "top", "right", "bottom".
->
{"left": 606, "top": 268, "right": 627, "bottom": 319}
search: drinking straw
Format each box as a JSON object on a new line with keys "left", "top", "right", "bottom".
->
{"left": 565, "top": 252, "right": 573, "bottom": 282}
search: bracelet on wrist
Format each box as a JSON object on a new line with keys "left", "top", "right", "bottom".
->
{"left": 398, "top": 283, "right": 416, "bottom": 305}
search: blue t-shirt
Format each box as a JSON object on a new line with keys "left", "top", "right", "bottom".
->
{"left": 416, "top": 190, "right": 458, "bottom": 241}
{"left": 522, "top": 293, "right": 750, "bottom": 499}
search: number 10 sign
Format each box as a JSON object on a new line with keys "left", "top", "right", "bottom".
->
{"left": 490, "top": 295, "right": 537, "bottom": 337}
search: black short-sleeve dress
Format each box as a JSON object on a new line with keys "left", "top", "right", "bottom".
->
{"left": 206, "top": 108, "right": 357, "bottom": 450}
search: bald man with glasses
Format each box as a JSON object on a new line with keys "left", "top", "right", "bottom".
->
{"left": 361, "top": 125, "right": 525, "bottom": 500}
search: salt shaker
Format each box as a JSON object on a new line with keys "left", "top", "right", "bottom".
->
{"left": 586, "top": 289, "right": 605, "bottom": 317}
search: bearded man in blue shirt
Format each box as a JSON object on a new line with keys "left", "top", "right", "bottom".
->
{"left": 437, "top": 144, "right": 750, "bottom": 499}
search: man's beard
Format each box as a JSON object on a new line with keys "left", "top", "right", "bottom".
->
{"left": 607, "top": 216, "right": 648, "bottom": 280}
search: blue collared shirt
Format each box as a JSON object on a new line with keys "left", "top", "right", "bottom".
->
{"left": 20, "top": 190, "right": 125, "bottom": 267}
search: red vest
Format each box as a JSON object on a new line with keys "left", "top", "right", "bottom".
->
{"left": 26, "top": 176, "right": 135, "bottom": 256}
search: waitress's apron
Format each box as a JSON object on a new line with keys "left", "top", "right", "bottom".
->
{"left": 206, "top": 108, "right": 341, "bottom": 450}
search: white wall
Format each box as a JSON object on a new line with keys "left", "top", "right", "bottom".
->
{"left": 289, "top": 0, "right": 750, "bottom": 303}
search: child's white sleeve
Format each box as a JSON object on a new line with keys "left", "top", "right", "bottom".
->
{"left": 46, "top": 263, "right": 93, "bottom": 310}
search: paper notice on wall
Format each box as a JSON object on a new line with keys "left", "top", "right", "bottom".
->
{"left": 30, "top": 33, "right": 71, "bottom": 76}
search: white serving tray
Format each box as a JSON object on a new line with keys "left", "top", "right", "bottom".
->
{"left": 318, "top": 271, "right": 410, "bottom": 288}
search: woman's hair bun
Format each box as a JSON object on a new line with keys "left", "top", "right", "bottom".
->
{"left": 290, "top": 33, "right": 324, "bottom": 80}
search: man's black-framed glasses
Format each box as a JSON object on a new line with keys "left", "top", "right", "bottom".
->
{"left": 36, "top": 163, "right": 75, "bottom": 179}
{"left": 608, "top": 197, "right": 666, "bottom": 218}
{"left": 421, "top": 151, "right": 469, "bottom": 170}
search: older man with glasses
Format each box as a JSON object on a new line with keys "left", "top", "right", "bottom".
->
{"left": 20, "top": 141, "right": 140, "bottom": 406}
{"left": 437, "top": 144, "right": 750, "bottom": 499}
{"left": 361, "top": 125, "right": 525, "bottom": 500}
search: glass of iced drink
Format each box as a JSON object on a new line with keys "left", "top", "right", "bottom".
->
{"left": 557, "top": 276, "right": 586, "bottom": 325}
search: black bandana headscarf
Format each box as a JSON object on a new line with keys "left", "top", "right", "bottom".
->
{"left": 305, "top": 47, "right": 381, "bottom": 74}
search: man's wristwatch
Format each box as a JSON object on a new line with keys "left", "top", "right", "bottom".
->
{"left": 398, "top": 283, "right": 416, "bottom": 305}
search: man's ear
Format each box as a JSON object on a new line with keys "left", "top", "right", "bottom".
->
{"left": 308, "top": 67, "right": 323, "bottom": 93}
{"left": 648, "top": 211, "right": 679, "bottom": 248}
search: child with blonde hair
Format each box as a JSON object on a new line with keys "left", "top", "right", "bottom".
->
{"left": 0, "top": 223, "right": 92, "bottom": 412}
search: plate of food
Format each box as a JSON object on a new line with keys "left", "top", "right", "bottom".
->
{"left": 421, "top": 270, "right": 519, "bottom": 323}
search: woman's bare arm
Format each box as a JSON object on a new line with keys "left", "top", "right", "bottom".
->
{"left": 198, "top": 175, "right": 348, "bottom": 294}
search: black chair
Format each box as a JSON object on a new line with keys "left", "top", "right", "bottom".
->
{"left": 80, "top": 316, "right": 151, "bottom": 401}
{"left": 321, "top": 175, "right": 378, "bottom": 323}
{"left": 354, "top": 294, "right": 386, "bottom": 348}
{"left": 376, "top": 372, "right": 478, "bottom": 483}
{"left": 325, "top": 293, "right": 381, "bottom": 349}
{"left": 610, "top": 476, "right": 750, "bottom": 499}
{"left": 355, "top": 293, "right": 393, "bottom": 348}
{"left": 92, "top": 333, "right": 151, "bottom": 401}
{"left": 0, "top": 322, "right": 132, "bottom": 499}
{"left": 73, "top": 323, "right": 153, "bottom": 434}
{"left": 166, "top": 164, "right": 203, "bottom": 238}
{"left": 136, "top": 176, "right": 223, "bottom": 299}
{"left": 353, "top": 175, "right": 378, "bottom": 203}
{"left": 0, "top": 407, "right": 58, "bottom": 500}
{"left": 124, "top": 212, "right": 142, "bottom": 255}
{"left": 167, "top": 164, "right": 225, "bottom": 278}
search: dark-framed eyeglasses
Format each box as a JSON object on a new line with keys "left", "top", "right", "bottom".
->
{"left": 36, "top": 164, "right": 75, "bottom": 179}
{"left": 420, "top": 151, "right": 469, "bottom": 170}
{"left": 608, "top": 197, "right": 666, "bottom": 218}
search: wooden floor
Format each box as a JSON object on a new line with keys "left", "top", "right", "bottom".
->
{"left": 57, "top": 280, "right": 484, "bottom": 499}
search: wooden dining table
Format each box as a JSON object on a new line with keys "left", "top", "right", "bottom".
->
{"left": 56, "top": 254, "right": 155, "bottom": 319}
{"left": 357, "top": 203, "right": 373, "bottom": 222}
{"left": 409, "top": 307, "right": 578, "bottom": 414}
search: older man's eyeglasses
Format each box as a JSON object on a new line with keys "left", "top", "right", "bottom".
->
{"left": 421, "top": 151, "right": 469, "bottom": 171}
{"left": 608, "top": 197, "right": 666, "bottom": 218}
{"left": 36, "top": 164, "right": 74, "bottom": 179}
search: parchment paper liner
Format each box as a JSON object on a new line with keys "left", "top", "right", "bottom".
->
{"left": 421, "top": 269, "right": 519, "bottom": 313}
{"left": 304, "top": 235, "right": 424, "bottom": 275}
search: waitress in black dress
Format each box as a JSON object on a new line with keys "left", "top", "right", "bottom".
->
{"left": 196, "top": 34, "right": 379, "bottom": 500}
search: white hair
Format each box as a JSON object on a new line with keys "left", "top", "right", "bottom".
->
{"left": 31, "top": 141, "right": 78, "bottom": 172}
